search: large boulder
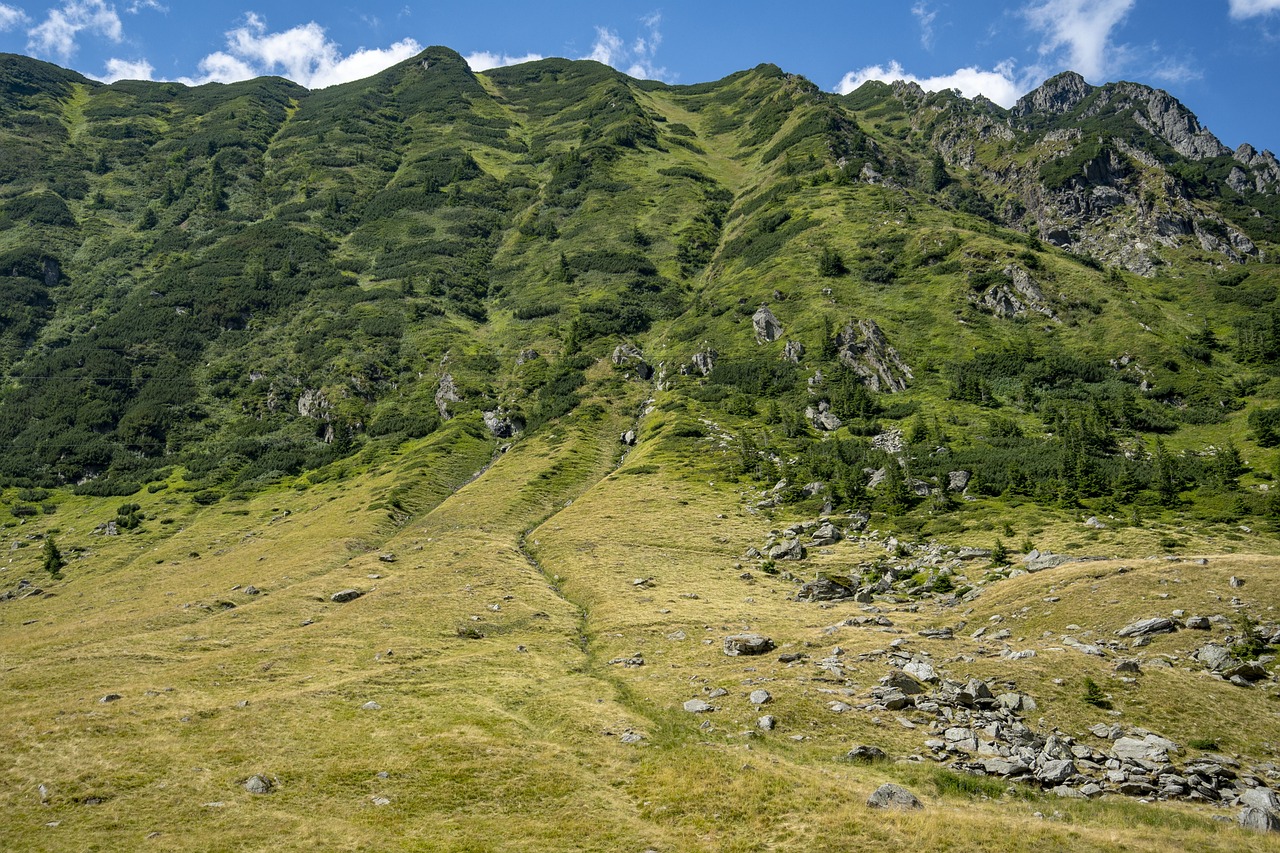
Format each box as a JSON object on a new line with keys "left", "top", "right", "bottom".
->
{"left": 1116, "top": 617, "right": 1176, "bottom": 637}
{"left": 866, "top": 783, "right": 922, "bottom": 810}
{"left": 752, "top": 305, "right": 784, "bottom": 343}
{"left": 723, "top": 634, "right": 775, "bottom": 656}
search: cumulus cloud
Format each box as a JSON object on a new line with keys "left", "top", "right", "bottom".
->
{"left": 466, "top": 51, "right": 544, "bottom": 72}
{"left": 912, "top": 2, "right": 938, "bottom": 50}
{"left": 181, "top": 13, "right": 421, "bottom": 89}
{"left": 126, "top": 0, "right": 164, "bottom": 12}
{"left": 97, "top": 56, "right": 154, "bottom": 81}
{"left": 583, "top": 12, "right": 670, "bottom": 81}
{"left": 1022, "top": 0, "right": 1134, "bottom": 81}
{"left": 27, "top": 0, "right": 123, "bottom": 60}
{"left": 1229, "top": 0, "right": 1280, "bottom": 17}
{"left": 835, "top": 59, "right": 1024, "bottom": 107}
{"left": 0, "top": 4, "right": 28, "bottom": 31}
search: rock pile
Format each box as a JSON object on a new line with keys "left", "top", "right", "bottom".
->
{"left": 856, "top": 659, "right": 1280, "bottom": 810}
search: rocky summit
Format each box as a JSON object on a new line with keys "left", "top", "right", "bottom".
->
{"left": 2, "top": 46, "right": 1280, "bottom": 851}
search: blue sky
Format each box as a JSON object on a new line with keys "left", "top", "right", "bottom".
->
{"left": 1, "top": 1, "right": 1278, "bottom": 150}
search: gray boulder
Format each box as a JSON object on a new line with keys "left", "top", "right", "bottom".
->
{"left": 846, "top": 745, "right": 887, "bottom": 763}
{"left": 1116, "top": 617, "right": 1176, "bottom": 637}
{"left": 723, "top": 634, "right": 775, "bottom": 656}
{"left": 796, "top": 574, "right": 855, "bottom": 602}
{"left": 767, "top": 539, "right": 805, "bottom": 561}
{"left": 867, "top": 783, "right": 922, "bottom": 810}
{"left": 244, "top": 775, "right": 273, "bottom": 795}
{"left": 1239, "top": 806, "right": 1280, "bottom": 832}
{"left": 331, "top": 589, "right": 364, "bottom": 603}
{"left": 749, "top": 689, "right": 772, "bottom": 705}
{"left": 683, "top": 699, "right": 715, "bottom": 713}
{"left": 752, "top": 305, "right": 784, "bottom": 343}
{"left": 1193, "top": 644, "right": 1233, "bottom": 672}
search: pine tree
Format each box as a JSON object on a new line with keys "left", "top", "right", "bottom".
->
{"left": 42, "top": 536, "right": 64, "bottom": 577}
{"left": 1152, "top": 438, "right": 1180, "bottom": 507}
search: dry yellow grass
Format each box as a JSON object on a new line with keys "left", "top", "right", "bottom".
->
{"left": 2, "top": 400, "right": 1280, "bottom": 850}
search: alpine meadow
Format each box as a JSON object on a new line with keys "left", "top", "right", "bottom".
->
{"left": 8, "top": 44, "right": 1280, "bottom": 850}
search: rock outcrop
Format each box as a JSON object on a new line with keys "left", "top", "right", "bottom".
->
{"left": 833, "top": 320, "right": 911, "bottom": 393}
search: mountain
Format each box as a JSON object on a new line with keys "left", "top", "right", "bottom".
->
{"left": 3, "top": 48, "right": 1280, "bottom": 850}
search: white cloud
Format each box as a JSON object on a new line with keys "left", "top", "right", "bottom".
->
{"left": 912, "top": 2, "right": 938, "bottom": 50}
{"left": 466, "top": 51, "right": 544, "bottom": 72}
{"left": 181, "top": 13, "right": 421, "bottom": 89}
{"left": 0, "top": 4, "right": 28, "bottom": 31}
{"left": 96, "top": 56, "right": 154, "bottom": 81}
{"left": 126, "top": 0, "right": 164, "bottom": 12}
{"left": 835, "top": 59, "right": 1024, "bottom": 108}
{"left": 27, "top": 0, "right": 122, "bottom": 60}
{"left": 583, "top": 12, "right": 670, "bottom": 81}
{"left": 1022, "top": 0, "right": 1134, "bottom": 81}
{"left": 1229, "top": 0, "right": 1280, "bottom": 17}
{"left": 1149, "top": 58, "right": 1202, "bottom": 84}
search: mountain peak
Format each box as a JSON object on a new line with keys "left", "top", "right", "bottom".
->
{"left": 1011, "top": 70, "right": 1092, "bottom": 118}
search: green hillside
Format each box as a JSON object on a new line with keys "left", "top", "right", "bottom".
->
{"left": 3, "top": 47, "right": 1280, "bottom": 850}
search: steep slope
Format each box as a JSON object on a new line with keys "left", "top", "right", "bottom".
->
{"left": 4, "top": 47, "right": 1280, "bottom": 849}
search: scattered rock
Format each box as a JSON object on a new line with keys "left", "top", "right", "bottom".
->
{"left": 752, "top": 305, "right": 784, "bottom": 343}
{"left": 244, "top": 775, "right": 273, "bottom": 795}
{"left": 1239, "top": 806, "right": 1280, "bottom": 832}
{"left": 723, "top": 634, "right": 776, "bottom": 656}
{"left": 1116, "top": 617, "right": 1176, "bottom": 637}
{"left": 361, "top": 701, "right": 382, "bottom": 711}
{"left": 330, "top": 589, "right": 364, "bottom": 603}
{"left": 683, "top": 699, "right": 715, "bottom": 714}
{"left": 99, "top": 693, "right": 122, "bottom": 704}
{"left": 866, "top": 783, "right": 922, "bottom": 810}
{"left": 749, "top": 689, "right": 772, "bottom": 705}
{"left": 757, "top": 715, "right": 776, "bottom": 731}
{"left": 847, "top": 745, "right": 888, "bottom": 764}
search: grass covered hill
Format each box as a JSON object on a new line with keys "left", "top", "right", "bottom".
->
{"left": 3, "top": 47, "right": 1280, "bottom": 850}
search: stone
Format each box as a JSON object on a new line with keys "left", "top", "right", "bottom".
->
{"left": 782, "top": 340, "right": 805, "bottom": 363}
{"left": 1112, "top": 735, "right": 1177, "bottom": 763}
{"left": 683, "top": 699, "right": 715, "bottom": 713}
{"left": 811, "top": 521, "right": 841, "bottom": 546}
{"left": 903, "top": 660, "right": 938, "bottom": 683}
{"left": 361, "top": 701, "right": 382, "bottom": 711}
{"left": 1084, "top": 516, "right": 1107, "bottom": 529}
{"left": 881, "top": 670, "right": 926, "bottom": 695}
{"left": 1036, "top": 760, "right": 1078, "bottom": 786}
{"left": 867, "top": 783, "right": 922, "bottom": 810}
{"left": 846, "top": 745, "right": 888, "bottom": 763}
{"left": 834, "top": 320, "right": 912, "bottom": 393}
{"left": 1240, "top": 787, "right": 1280, "bottom": 813}
{"left": 723, "top": 634, "right": 775, "bottom": 656}
{"left": 1185, "top": 615, "right": 1211, "bottom": 630}
{"left": 331, "top": 589, "right": 364, "bottom": 603}
{"left": 767, "top": 539, "right": 805, "bottom": 561}
{"left": 1114, "top": 660, "right": 1141, "bottom": 674}
{"left": 1224, "top": 661, "right": 1268, "bottom": 682}
{"left": 483, "top": 409, "right": 524, "bottom": 439}
{"left": 691, "top": 347, "right": 718, "bottom": 376}
{"left": 620, "top": 430, "right": 637, "bottom": 446}
{"left": 1194, "top": 644, "right": 1233, "bottom": 672}
{"left": 947, "top": 470, "right": 971, "bottom": 492}
{"left": 1239, "top": 806, "right": 1280, "bottom": 832}
{"left": 757, "top": 715, "right": 776, "bottom": 731}
{"left": 1116, "top": 617, "right": 1176, "bottom": 637}
{"left": 805, "top": 403, "right": 843, "bottom": 432}
{"left": 435, "top": 373, "right": 461, "bottom": 420}
{"left": 796, "top": 574, "right": 855, "bottom": 602}
{"left": 99, "top": 693, "right": 122, "bottom": 704}
{"left": 749, "top": 689, "right": 772, "bottom": 705}
{"left": 752, "top": 305, "right": 784, "bottom": 343}
{"left": 244, "top": 775, "right": 273, "bottom": 795}
{"left": 1231, "top": 576, "right": 1245, "bottom": 588}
